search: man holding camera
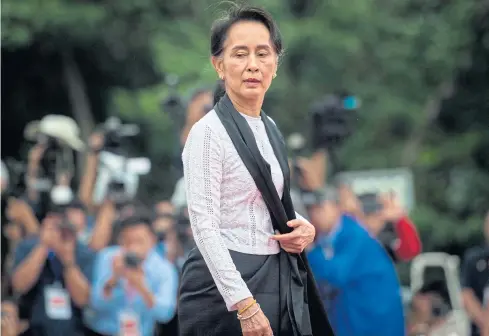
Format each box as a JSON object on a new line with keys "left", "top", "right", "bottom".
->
{"left": 85, "top": 212, "right": 178, "bottom": 336}
{"left": 408, "top": 281, "right": 466, "bottom": 336}
{"left": 295, "top": 158, "right": 405, "bottom": 336}
{"left": 10, "top": 207, "right": 95, "bottom": 336}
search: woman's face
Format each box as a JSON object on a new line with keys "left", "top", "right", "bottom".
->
{"left": 212, "top": 20, "right": 278, "bottom": 102}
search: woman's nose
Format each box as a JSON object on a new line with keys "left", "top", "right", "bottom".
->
{"left": 247, "top": 55, "right": 259, "bottom": 72}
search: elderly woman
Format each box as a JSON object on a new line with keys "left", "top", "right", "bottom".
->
{"left": 177, "top": 5, "right": 333, "bottom": 336}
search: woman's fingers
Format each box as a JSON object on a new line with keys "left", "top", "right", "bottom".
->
{"left": 279, "top": 237, "right": 306, "bottom": 252}
{"left": 280, "top": 244, "right": 302, "bottom": 253}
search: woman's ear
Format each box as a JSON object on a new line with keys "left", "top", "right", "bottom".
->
{"left": 211, "top": 56, "right": 224, "bottom": 79}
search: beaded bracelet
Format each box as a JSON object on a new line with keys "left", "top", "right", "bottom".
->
{"left": 237, "top": 303, "right": 261, "bottom": 321}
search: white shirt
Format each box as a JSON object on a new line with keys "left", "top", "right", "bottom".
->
{"left": 183, "top": 110, "right": 297, "bottom": 311}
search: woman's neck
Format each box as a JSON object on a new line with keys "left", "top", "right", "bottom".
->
{"left": 227, "top": 90, "right": 263, "bottom": 118}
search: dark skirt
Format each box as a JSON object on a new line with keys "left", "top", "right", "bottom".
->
{"left": 178, "top": 248, "right": 311, "bottom": 336}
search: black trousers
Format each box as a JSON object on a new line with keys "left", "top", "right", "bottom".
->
{"left": 178, "top": 248, "right": 302, "bottom": 336}
{"left": 83, "top": 319, "right": 178, "bottom": 336}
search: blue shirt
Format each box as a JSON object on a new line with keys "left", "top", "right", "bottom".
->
{"left": 154, "top": 242, "right": 166, "bottom": 259}
{"left": 13, "top": 237, "right": 95, "bottom": 336}
{"left": 307, "top": 215, "right": 405, "bottom": 336}
{"left": 85, "top": 246, "right": 178, "bottom": 336}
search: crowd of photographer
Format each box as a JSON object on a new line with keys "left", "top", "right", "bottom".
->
{"left": 0, "top": 115, "right": 186, "bottom": 335}
{"left": 1, "top": 81, "right": 487, "bottom": 336}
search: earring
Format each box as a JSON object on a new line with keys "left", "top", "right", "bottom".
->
{"left": 219, "top": 75, "right": 224, "bottom": 80}
{"left": 273, "top": 73, "right": 277, "bottom": 79}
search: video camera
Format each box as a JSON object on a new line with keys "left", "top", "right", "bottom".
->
{"left": 99, "top": 117, "right": 140, "bottom": 154}
{"left": 93, "top": 117, "right": 150, "bottom": 206}
{"left": 310, "top": 92, "right": 359, "bottom": 150}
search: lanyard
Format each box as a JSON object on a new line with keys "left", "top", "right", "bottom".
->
{"left": 124, "top": 281, "right": 138, "bottom": 307}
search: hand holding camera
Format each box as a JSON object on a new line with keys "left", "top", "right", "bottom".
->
{"left": 53, "top": 220, "right": 77, "bottom": 266}
{"left": 109, "top": 252, "right": 145, "bottom": 290}
{"left": 40, "top": 217, "right": 77, "bottom": 265}
{"left": 379, "top": 193, "right": 406, "bottom": 222}
{"left": 338, "top": 185, "right": 362, "bottom": 218}
{"left": 40, "top": 221, "right": 62, "bottom": 250}
{"left": 122, "top": 252, "right": 145, "bottom": 290}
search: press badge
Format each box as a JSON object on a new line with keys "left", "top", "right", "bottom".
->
{"left": 119, "top": 310, "right": 141, "bottom": 336}
{"left": 44, "top": 283, "right": 72, "bottom": 320}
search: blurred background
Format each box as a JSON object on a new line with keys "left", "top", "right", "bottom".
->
{"left": 1, "top": 0, "right": 488, "bottom": 335}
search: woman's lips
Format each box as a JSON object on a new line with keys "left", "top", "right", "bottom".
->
{"left": 244, "top": 79, "right": 261, "bottom": 87}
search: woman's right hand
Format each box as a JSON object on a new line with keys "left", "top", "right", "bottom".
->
{"left": 238, "top": 299, "right": 273, "bottom": 336}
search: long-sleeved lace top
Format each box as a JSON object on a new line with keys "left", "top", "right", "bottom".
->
{"left": 182, "top": 109, "right": 287, "bottom": 311}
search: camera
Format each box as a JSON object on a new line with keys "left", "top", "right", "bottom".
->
{"left": 24, "top": 115, "right": 82, "bottom": 193}
{"left": 124, "top": 251, "right": 143, "bottom": 269}
{"left": 310, "top": 93, "right": 359, "bottom": 150}
{"left": 106, "top": 180, "right": 130, "bottom": 208}
{"left": 58, "top": 218, "right": 77, "bottom": 240}
{"left": 100, "top": 117, "right": 140, "bottom": 154}
{"left": 37, "top": 134, "right": 64, "bottom": 188}
{"left": 93, "top": 117, "right": 150, "bottom": 205}
{"left": 357, "top": 192, "right": 383, "bottom": 215}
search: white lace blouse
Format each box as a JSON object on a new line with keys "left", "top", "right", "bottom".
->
{"left": 183, "top": 109, "right": 304, "bottom": 311}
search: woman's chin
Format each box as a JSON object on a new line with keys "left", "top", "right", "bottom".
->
{"left": 240, "top": 88, "right": 265, "bottom": 100}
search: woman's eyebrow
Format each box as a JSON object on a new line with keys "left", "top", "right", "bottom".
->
{"left": 230, "top": 44, "right": 272, "bottom": 52}
{"left": 231, "top": 45, "right": 249, "bottom": 52}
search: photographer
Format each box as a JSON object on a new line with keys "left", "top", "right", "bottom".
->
{"left": 461, "top": 211, "right": 489, "bottom": 336}
{"left": 23, "top": 115, "right": 85, "bottom": 217}
{"left": 297, "top": 157, "right": 406, "bottom": 336}
{"left": 338, "top": 186, "right": 422, "bottom": 263}
{"left": 10, "top": 206, "right": 95, "bottom": 336}
{"left": 408, "top": 282, "right": 465, "bottom": 336}
{"left": 82, "top": 126, "right": 147, "bottom": 251}
{"left": 85, "top": 211, "right": 178, "bottom": 336}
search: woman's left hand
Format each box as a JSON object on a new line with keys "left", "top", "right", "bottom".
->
{"left": 271, "top": 219, "right": 316, "bottom": 253}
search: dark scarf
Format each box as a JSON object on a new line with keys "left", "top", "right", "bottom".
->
{"left": 214, "top": 94, "right": 334, "bottom": 336}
